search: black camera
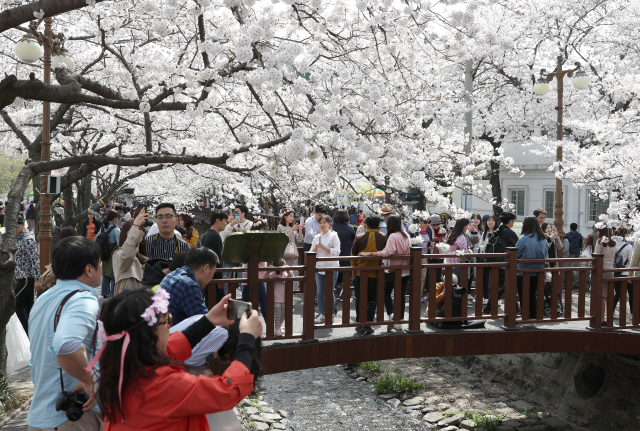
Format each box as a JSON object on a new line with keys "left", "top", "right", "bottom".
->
{"left": 55, "top": 390, "right": 89, "bottom": 422}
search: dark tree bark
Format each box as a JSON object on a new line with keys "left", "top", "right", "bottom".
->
{"left": 0, "top": 0, "right": 106, "bottom": 34}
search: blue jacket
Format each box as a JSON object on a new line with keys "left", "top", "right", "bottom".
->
{"left": 565, "top": 230, "right": 583, "bottom": 256}
{"left": 81, "top": 217, "right": 102, "bottom": 237}
{"left": 516, "top": 233, "right": 549, "bottom": 275}
{"left": 332, "top": 222, "right": 356, "bottom": 257}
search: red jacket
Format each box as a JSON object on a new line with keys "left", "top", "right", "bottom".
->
{"left": 105, "top": 332, "right": 254, "bottom": 431}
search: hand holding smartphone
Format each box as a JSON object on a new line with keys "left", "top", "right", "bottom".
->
{"left": 227, "top": 299, "right": 253, "bottom": 320}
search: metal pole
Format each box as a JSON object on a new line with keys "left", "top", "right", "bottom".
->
{"left": 554, "top": 55, "right": 565, "bottom": 239}
{"left": 464, "top": 60, "right": 473, "bottom": 154}
{"left": 37, "top": 17, "right": 53, "bottom": 272}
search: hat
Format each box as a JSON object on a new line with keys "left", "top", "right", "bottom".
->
{"left": 430, "top": 215, "right": 441, "bottom": 225}
{"left": 449, "top": 220, "right": 456, "bottom": 229}
{"left": 379, "top": 204, "right": 394, "bottom": 215}
{"left": 17, "top": 213, "right": 25, "bottom": 225}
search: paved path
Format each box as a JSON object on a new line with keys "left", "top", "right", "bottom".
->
{"left": 2, "top": 409, "right": 28, "bottom": 431}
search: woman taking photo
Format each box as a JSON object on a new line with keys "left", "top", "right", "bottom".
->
{"left": 540, "top": 222, "right": 563, "bottom": 267}
{"left": 94, "top": 289, "right": 262, "bottom": 429}
{"left": 276, "top": 208, "right": 304, "bottom": 291}
{"left": 112, "top": 211, "right": 150, "bottom": 296}
{"left": 478, "top": 215, "right": 500, "bottom": 299}
{"left": 443, "top": 218, "right": 470, "bottom": 282}
{"left": 311, "top": 215, "right": 341, "bottom": 324}
{"left": 361, "top": 215, "right": 411, "bottom": 331}
{"left": 99, "top": 210, "right": 121, "bottom": 298}
{"left": 178, "top": 213, "right": 199, "bottom": 248}
{"left": 516, "top": 217, "right": 549, "bottom": 320}
{"left": 82, "top": 211, "right": 102, "bottom": 240}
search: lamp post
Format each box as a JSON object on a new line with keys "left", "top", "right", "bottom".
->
{"left": 533, "top": 55, "right": 590, "bottom": 239}
{"left": 15, "top": 19, "right": 74, "bottom": 272}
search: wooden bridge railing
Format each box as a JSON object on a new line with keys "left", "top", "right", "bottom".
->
{"left": 206, "top": 247, "right": 640, "bottom": 342}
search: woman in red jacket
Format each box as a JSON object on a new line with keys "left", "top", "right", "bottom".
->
{"left": 92, "top": 288, "right": 262, "bottom": 430}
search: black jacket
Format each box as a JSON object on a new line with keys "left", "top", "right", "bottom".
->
{"left": 487, "top": 225, "right": 519, "bottom": 261}
{"left": 82, "top": 217, "right": 103, "bottom": 237}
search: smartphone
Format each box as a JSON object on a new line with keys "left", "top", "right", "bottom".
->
{"left": 136, "top": 203, "right": 146, "bottom": 214}
{"left": 227, "top": 299, "right": 252, "bottom": 320}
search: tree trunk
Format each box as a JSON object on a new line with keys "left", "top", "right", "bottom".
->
{"left": 0, "top": 166, "right": 33, "bottom": 377}
{"left": 490, "top": 158, "right": 503, "bottom": 216}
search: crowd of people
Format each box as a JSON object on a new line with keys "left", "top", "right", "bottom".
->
{"left": 8, "top": 198, "right": 640, "bottom": 430}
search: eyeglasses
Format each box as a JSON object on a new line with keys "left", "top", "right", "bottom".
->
{"left": 158, "top": 313, "right": 172, "bottom": 328}
{"left": 156, "top": 214, "right": 175, "bottom": 220}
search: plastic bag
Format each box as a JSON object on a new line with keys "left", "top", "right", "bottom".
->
{"left": 7, "top": 313, "right": 31, "bottom": 375}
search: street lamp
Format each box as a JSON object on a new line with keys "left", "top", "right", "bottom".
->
{"left": 533, "top": 56, "right": 590, "bottom": 239}
{"left": 15, "top": 19, "right": 74, "bottom": 271}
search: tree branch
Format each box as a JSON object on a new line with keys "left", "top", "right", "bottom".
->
{"left": 0, "top": 0, "right": 106, "bottom": 34}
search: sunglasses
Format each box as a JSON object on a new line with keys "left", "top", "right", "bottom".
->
{"left": 157, "top": 313, "right": 172, "bottom": 328}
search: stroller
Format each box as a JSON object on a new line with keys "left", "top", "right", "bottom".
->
{"left": 543, "top": 273, "right": 564, "bottom": 317}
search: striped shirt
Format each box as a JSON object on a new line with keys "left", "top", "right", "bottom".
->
{"left": 170, "top": 314, "right": 228, "bottom": 366}
{"left": 144, "top": 233, "right": 191, "bottom": 260}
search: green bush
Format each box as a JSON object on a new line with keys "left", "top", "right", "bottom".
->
{"left": 0, "top": 377, "right": 23, "bottom": 419}
{"left": 374, "top": 374, "right": 422, "bottom": 394}
{"left": 468, "top": 410, "right": 506, "bottom": 431}
{"left": 360, "top": 361, "right": 382, "bottom": 374}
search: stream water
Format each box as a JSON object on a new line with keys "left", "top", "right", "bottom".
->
{"left": 260, "top": 366, "right": 433, "bottom": 431}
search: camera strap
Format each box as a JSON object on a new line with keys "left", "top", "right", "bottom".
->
{"left": 54, "top": 290, "right": 98, "bottom": 392}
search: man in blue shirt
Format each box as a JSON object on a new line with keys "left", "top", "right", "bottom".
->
{"left": 28, "top": 237, "right": 103, "bottom": 430}
{"left": 161, "top": 246, "right": 219, "bottom": 324}
{"left": 565, "top": 223, "right": 583, "bottom": 257}
{"left": 303, "top": 204, "right": 327, "bottom": 251}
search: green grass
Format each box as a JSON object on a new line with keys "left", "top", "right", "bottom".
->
{"left": 373, "top": 374, "right": 423, "bottom": 394}
{"left": 468, "top": 410, "right": 506, "bottom": 431}
{"left": 518, "top": 355, "right": 533, "bottom": 367}
{"left": 419, "top": 362, "right": 441, "bottom": 370}
{"left": 443, "top": 410, "right": 464, "bottom": 417}
{"left": 0, "top": 377, "right": 24, "bottom": 419}
{"left": 360, "top": 361, "right": 382, "bottom": 374}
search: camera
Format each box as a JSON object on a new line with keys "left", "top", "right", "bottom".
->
{"left": 55, "top": 390, "right": 89, "bottom": 422}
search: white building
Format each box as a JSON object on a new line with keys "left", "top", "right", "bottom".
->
{"left": 450, "top": 140, "right": 607, "bottom": 237}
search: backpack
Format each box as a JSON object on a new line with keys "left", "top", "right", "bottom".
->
{"left": 95, "top": 224, "right": 116, "bottom": 261}
{"left": 614, "top": 243, "right": 630, "bottom": 269}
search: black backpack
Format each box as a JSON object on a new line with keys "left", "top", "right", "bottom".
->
{"left": 95, "top": 224, "right": 116, "bottom": 261}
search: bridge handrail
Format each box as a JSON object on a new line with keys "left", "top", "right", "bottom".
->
{"left": 206, "top": 247, "right": 639, "bottom": 342}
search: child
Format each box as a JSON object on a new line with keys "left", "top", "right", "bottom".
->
{"left": 266, "top": 259, "right": 294, "bottom": 336}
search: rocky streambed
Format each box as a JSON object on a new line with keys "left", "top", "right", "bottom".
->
{"left": 238, "top": 356, "right": 593, "bottom": 431}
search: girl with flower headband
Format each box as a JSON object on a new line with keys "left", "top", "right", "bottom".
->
{"left": 91, "top": 287, "right": 262, "bottom": 429}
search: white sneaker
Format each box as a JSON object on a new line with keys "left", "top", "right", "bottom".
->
{"left": 314, "top": 314, "right": 325, "bottom": 324}
{"left": 274, "top": 328, "right": 282, "bottom": 336}
{"left": 387, "top": 314, "right": 394, "bottom": 332}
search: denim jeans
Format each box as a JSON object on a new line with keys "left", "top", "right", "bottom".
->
{"left": 242, "top": 282, "right": 267, "bottom": 321}
{"left": 101, "top": 276, "right": 115, "bottom": 297}
{"left": 316, "top": 273, "right": 337, "bottom": 316}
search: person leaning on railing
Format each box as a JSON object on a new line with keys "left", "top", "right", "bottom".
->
{"left": 362, "top": 215, "right": 411, "bottom": 332}
{"left": 516, "top": 217, "right": 550, "bottom": 320}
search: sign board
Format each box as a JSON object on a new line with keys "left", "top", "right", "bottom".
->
{"left": 221, "top": 232, "right": 289, "bottom": 263}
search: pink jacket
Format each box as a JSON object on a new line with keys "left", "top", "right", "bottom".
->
{"left": 265, "top": 270, "right": 294, "bottom": 303}
{"left": 373, "top": 232, "right": 411, "bottom": 276}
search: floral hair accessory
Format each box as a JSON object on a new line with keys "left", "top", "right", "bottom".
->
{"left": 141, "top": 286, "right": 170, "bottom": 326}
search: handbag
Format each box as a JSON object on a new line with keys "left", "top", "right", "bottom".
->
{"left": 283, "top": 242, "right": 298, "bottom": 261}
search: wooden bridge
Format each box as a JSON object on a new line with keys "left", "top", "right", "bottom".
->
{"left": 206, "top": 246, "right": 640, "bottom": 375}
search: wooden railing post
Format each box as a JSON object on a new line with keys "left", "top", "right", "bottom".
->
{"left": 503, "top": 247, "right": 518, "bottom": 329}
{"left": 302, "top": 251, "right": 317, "bottom": 342}
{"left": 589, "top": 253, "right": 604, "bottom": 329}
{"left": 407, "top": 247, "right": 423, "bottom": 333}
{"left": 247, "top": 250, "right": 260, "bottom": 312}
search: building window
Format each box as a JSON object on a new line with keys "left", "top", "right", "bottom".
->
{"left": 463, "top": 194, "right": 473, "bottom": 211}
{"left": 544, "top": 190, "right": 555, "bottom": 217}
{"left": 588, "top": 193, "right": 610, "bottom": 222}
{"left": 510, "top": 189, "right": 525, "bottom": 216}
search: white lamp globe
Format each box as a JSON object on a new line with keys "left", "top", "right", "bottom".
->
{"left": 533, "top": 78, "right": 550, "bottom": 96}
{"left": 51, "top": 51, "right": 75, "bottom": 72}
{"left": 572, "top": 71, "right": 590, "bottom": 90}
{"left": 15, "top": 38, "right": 43, "bottom": 63}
